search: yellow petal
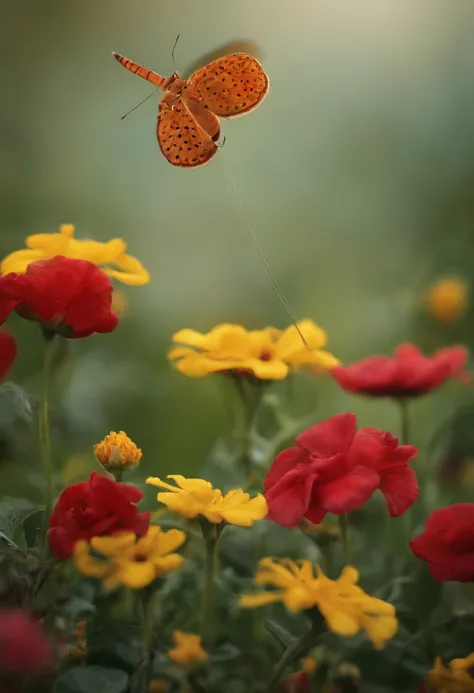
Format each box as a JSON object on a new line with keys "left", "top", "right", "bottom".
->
{"left": 1, "top": 249, "right": 46, "bottom": 275}
{"left": 218, "top": 493, "right": 268, "bottom": 526}
{"left": 154, "top": 528, "right": 187, "bottom": 555}
{"left": 157, "top": 492, "right": 205, "bottom": 519}
{"left": 90, "top": 532, "right": 137, "bottom": 556}
{"left": 74, "top": 543, "right": 109, "bottom": 578}
{"left": 283, "top": 586, "right": 318, "bottom": 612}
{"left": 116, "top": 560, "right": 157, "bottom": 589}
{"left": 318, "top": 603, "right": 361, "bottom": 637}
{"left": 152, "top": 554, "right": 185, "bottom": 575}
{"left": 247, "top": 358, "right": 289, "bottom": 380}
{"left": 239, "top": 592, "right": 282, "bottom": 608}
{"left": 337, "top": 565, "right": 360, "bottom": 587}
{"left": 276, "top": 320, "right": 328, "bottom": 358}
{"left": 361, "top": 613, "right": 398, "bottom": 649}
{"left": 172, "top": 329, "right": 208, "bottom": 347}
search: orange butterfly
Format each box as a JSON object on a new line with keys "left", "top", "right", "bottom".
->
{"left": 113, "top": 50, "right": 269, "bottom": 168}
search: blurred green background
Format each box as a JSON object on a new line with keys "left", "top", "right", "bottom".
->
{"left": 1, "top": 0, "right": 474, "bottom": 498}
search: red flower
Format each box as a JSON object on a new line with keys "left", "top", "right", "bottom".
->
{"left": 278, "top": 672, "right": 311, "bottom": 693}
{"left": 0, "top": 330, "right": 16, "bottom": 379}
{"left": 0, "top": 256, "right": 118, "bottom": 338}
{"left": 0, "top": 610, "right": 53, "bottom": 673}
{"left": 332, "top": 344, "right": 468, "bottom": 398}
{"left": 265, "top": 413, "right": 418, "bottom": 527}
{"left": 48, "top": 471, "right": 150, "bottom": 559}
{"left": 409, "top": 504, "right": 474, "bottom": 582}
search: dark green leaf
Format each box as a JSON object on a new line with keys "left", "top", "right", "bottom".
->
{"left": 53, "top": 666, "right": 128, "bottom": 693}
{"left": 264, "top": 619, "right": 297, "bottom": 648}
{"left": 0, "top": 497, "right": 43, "bottom": 549}
{"left": 87, "top": 625, "right": 144, "bottom": 673}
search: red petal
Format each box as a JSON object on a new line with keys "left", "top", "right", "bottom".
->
{"left": 318, "top": 465, "right": 380, "bottom": 515}
{"left": 265, "top": 447, "right": 307, "bottom": 490}
{"left": 265, "top": 470, "right": 315, "bottom": 528}
{"left": 379, "top": 466, "right": 419, "bottom": 516}
{"left": 296, "top": 413, "right": 356, "bottom": 456}
{"left": 0, "top": 330, "right": 16, "bottom": 379}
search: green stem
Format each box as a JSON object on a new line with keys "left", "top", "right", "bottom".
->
{"left": 338, "top": 514, "right": 350, "bottom": 564}
{"left": 113, "top": 469, "right": 124, "bottom": 482}
{"left": 399, "top": 399, "right": 410, "bottom": 445}
{"left": 39, "top": 333, "right": 58, "bottom": 555}
{"left": 200, "top": 522, "right": 220, "bottom": 645}
{"left": 232, "top": 377, "right": 264, "bottom": 476}
{"left": 266, "top": 619, "right": 321, "bottom": 692}
{"left": 140, "top": 589, "right": 156, "bottom": 691}
{"left": 322, "top": 545, "right": 333, "bottom": 577}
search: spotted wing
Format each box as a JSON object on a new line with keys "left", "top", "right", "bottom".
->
{"left": 157, "top": 97, "right": 219, "bottom": 168}
{"left": 187, "top": 53, "right": 269, "bottom": 118}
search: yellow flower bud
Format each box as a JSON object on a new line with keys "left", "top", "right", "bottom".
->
{"left": 426, "top": 278, "right": 468, "bottom": 324}
{"left": 94, "top": 431, "right": 142, "bottom": 472}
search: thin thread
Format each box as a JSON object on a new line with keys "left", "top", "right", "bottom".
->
{"left": 217, "top": 154, "right": 309, "bottom": 349}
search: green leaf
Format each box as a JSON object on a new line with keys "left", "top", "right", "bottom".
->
{"left": 264, "top": 619, "right": 297, "bottom": 648}
{"left": 0, "top": 497, "right": 43, "bottom": 549}
{"left": 87, "top": 625, "right": 144, "bottom": 673}
{"left": 54, "top": 666, "right": 129, "bottom": 693}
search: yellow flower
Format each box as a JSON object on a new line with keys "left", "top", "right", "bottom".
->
{"left": 94, "top": 431, "right": 142, "bottom": 472}
{"left": 168, "top": 631, "right": 208, "bottom": 667}
{"left": 302, "top": 656, "right": 318, "bottom": 674}
{"left": 240, "top": 561, "right": 397, "bottom": 650}
{"left": 425, "top": 654, "right": 474, "bottom": 693}
{"left": 74, "top": 525, "right": 186, "bottom": 590}
{"left": 168, "top": 319, "right": 340, "bottom": 380}
{"left": 149, "top": 682, "right": 168, "bottom": 693}
{"left": 146, "top": 475, "right": 267, "bottom": 526}
{"left": 426, "top": 277, "right": 468, "bottom": 324}
{"left": 111, "top": 288, "right": 129, "bottom": 317}
{"left": 1, "top": 223, "right": 149, "bottom": 286}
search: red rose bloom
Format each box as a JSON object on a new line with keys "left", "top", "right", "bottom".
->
{"left": 409, "top": 504, "right": 474, "bottom": 582}
{"left": 265, "top": 413, "right": 418, "bottom": 527}
{"left": 278, "top": 672, "right": 311, "bottom": 693}
{"left": 332, "top": 344, "right": 468, "bottom": 398}
{"left": 0, "top": 610, "right": 53, "bottom": 673}
{"left": 48, "top": 471, "right": 150, "bottom": 559}
{"left": 0, "top": 329, "right": 16, "bottom": 379}
{"left": 0, "top": 256, "right": 118, "bottom": 338}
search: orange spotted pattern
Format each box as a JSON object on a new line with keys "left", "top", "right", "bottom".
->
{"left": 113, "top": 50, "right": 269, "bottom": 168}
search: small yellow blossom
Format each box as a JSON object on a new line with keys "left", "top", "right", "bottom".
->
{"left": 149, "top": 682, "right": 168, "bottom": 693}
{"left": 74, "top": 525, "right": 186, "bottom": 590}
{"left": 168, "top": 319, "right": 340, "bottom": 380}
{"left": 1, "top": 223, "right": 149, "bottom": 286}
{"left": 112, "top": 288, "right": 129, "bottom": 317}
{"left": 240, "top": 560, "right": 397, "bottom": 650}
{"left": 168, "top": 631, "right": 208, "bottom": 667}
{"left": 146, "top": 475, "right": 267, "bottom": 526}
{"left": 426, "top": 277, "right": 468, "bottom": 324}
{"left": 302, "top": 656, "right": 318, "bottom": 674}
{"left": 94, "top": 431, "right": 142, "bottom": 472}
{"left": 424, "top": 653, "right": 474, "bottom": 693}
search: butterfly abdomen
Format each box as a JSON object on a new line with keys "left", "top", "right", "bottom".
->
{"left": 112, "top": 52, "right": 166, "bottom": 89}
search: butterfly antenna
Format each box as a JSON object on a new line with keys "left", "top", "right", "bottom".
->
{"left": 120, "top": 88, "right": 160, "bottom": 120}
{"left": 218, "top": 155, "right": 310, "bottom": 350}
{"left": 171, "top": 34, "right": 181, "bottom": 71}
